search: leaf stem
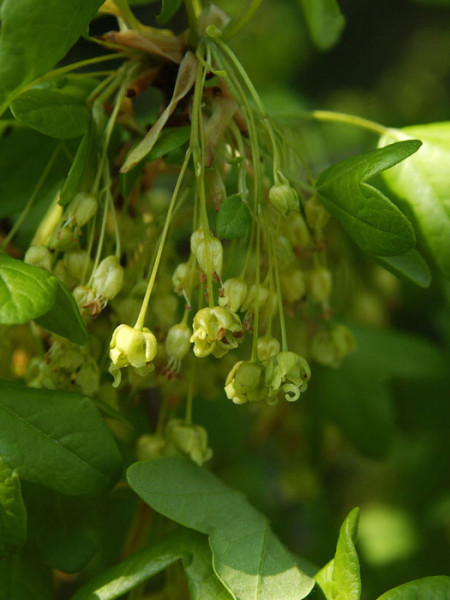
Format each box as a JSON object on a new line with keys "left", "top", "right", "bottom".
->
{"left": 134, "top": 148, "right": 192, "bottom": 330}
{"left": 2, "top": 145, "right": 62, "bottom": 250}
{"left": 307, "top": 110, "right": 389, "bottom": 136}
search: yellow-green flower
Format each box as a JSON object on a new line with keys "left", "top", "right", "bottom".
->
{"left": 265, "top": 351, "right": 311, "bottom": 403}
{"left": 190, "top": 306, "right": 243, "bottom": 358}
{"left": 224, "top": 360, "right": 267, "bottom": 404}
{"left": 109, "top": 324, "right": 157, "bottom": 387}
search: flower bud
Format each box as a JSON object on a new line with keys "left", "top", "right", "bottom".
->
{"left": 24, "top": 245, "right": 52, "bottom": 272}
{"left": 165, "top": 419, "right": 212, "bottom": 465}
{"left": 218, "top": 278, "right": 248, "bottom": 312}
{"left": 165, "top": 323, "right": 192, "bottom": 361}
{"left": 67, "top": 192, "right": 97, "bottom": 227}
{"left": 92, "top": 256, "right": 124, "bottom": 301}
{"left": 172, "top": 262, "right": 200, "bottom": 295}
{"left": 73, "top": 285, "right": 96, "bottom": 313}
{"left": 191, "top": 230, "right": 223, "bottom": 277}
{"left": 74, "top": 356, "right": 100, "bottom": 395}
{"left": 284, "top": 213, "right": 311, "bottom": 250}
{"left": 304, "top": 196, "right": 330, "bottom": 230}
{"left": 190, "top": 306, "right": 243, "bottom": 358}
{"left": 63, "top": 250, "right": 92, "bottom": 281}
{"left": 136, "top": 433, "right": 166, "bottom": 461}
{"left": 241, "top": 284, "right": 270, "bottom": 314}
{"left": 109, "top": 324, "right": 157, "bottom": 387}
{"left": 48, "top": 226, "right": 77, "bottom": 251}
{"left": 280, "top": 269, "right": 306, "bottom": 303}
{"left": 308, "top": 267, "right": 332, "bottom": 304}
{"left": 257, "top": 335, "right": 281, "bottom": 361}
{"left": 311, "top": 325, "right": 356, "bottom": 368}
{"left": 265, "top": 351, "right": 311, "bottom": 403}
{"left": 224, "top": 360, "right": 267, "bottom": 404}
{"left": 144, "top": 188, "right": 171, "bottom": 213}
{"left": 269, "top": 183, "right": 299, "bottom": 217}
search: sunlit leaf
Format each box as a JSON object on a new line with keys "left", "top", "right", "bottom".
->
{"left": 379, "top": 123, "right": 450, "bottom": 278}
{"left": 377, "top": 576, "right": 450, "bottom": 600}
{"left": 0, "top": 253, "right": 58, "bottom": 324}
{"left": 71, "top": 528, "right": 233, "bottom": 600}
{"left": 314, "top": 508, "right": 360, "bottom": 600}
{"left": 127, "top": 457, "right": 314, "bottom": 600}
{"left": 315, "top": 141, "right": 420, "bottom": 257}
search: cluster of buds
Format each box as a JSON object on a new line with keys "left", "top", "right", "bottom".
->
{"left": 136, "top": 419, "right": 212, "bottom": 466}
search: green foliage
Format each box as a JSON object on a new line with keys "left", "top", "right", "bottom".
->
{"left": 22, "top": 483, "right": 102, "bottom": 573}
{"left": 127, "top": 457, "right": 315, "bottom": 600}
{"left": 10, "top": 76, "right": 95, "bottom": 139}
{"left": 0, "top": 549, "right": 53, "bottom": 600}
{"left": 377, "top": 576, "right": 450, "bottom": 600}
{"left": 0, "top": 253, "right": 58, "bottom": 323}
{"left": 0, "top": 124, "right": 69, "bottom": 219}
{"left": 315, "top": 508, "right": 361, "bottom": 600}
{"left": 315, "top": 141, "right": 420, "bottom": 257}
{"left": 376, "top": 249, "right": 431, "bottom": 288}
{"left": 216, "top": 194, "right": 251, "bottom": 239}
{"left": 0, "top": 459, "right": 27, "bottom": 558}
{"left": 0, "top": 0, "right": 103, "bottom": 113}
{"left": 72, "top": 528, "right": 232, "bottom": 600}
{"left": 0, "top": 254, "right": 88, "bottom": 343}
{"left": 0, "top": 381, "right": 122, "bottom": 496}
{"left": 380, "top": 123, "right": 450, "bottom": 278}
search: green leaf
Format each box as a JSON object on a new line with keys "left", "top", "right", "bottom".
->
{"left": 0, "top": 0, "right": 104, "bottom": 113}
{"left": 22, "top": 482, "right": 102, "bottom": 573}
{"left": 332, "top": 508, "right": 360, "bottom": 600}
{"left": 10, "top": 77, "right": 94, "bottom": 139}
{"left": 0, "top": 254, "right": 88, "bottom": 344}
{"left": 377, "top": 576, "right": 450, "bottom": 600}
{"left": 315, "top": 141, "right": 420, "bottom": 257}
{"left": 72, "top": 528, "right": 233, "bottom": 600}
{"left": 0, "top": 549, "right": 53, "bottom": 600}
{"left": 0, "top": 381, "right": 122, "bottom": 496}
{"left": 35, "top": 277, "right": 89, "bottom": 345}
{"left": 119, "top": 126, "right": 190, "bottom": 199}
{"left": 379, "top": 123, "right": 450, "bottom": 278}
{"left": 314, "top": 508, "right": 360, "bottom": 600}
{"left": 375, "top": 249, "right": 431, "bottom": 288}
{"left": 217, "top": 194, "right": 252, "bottom": 240}
{"left": 0, "top": 124, "right": 69, "bottom": 219}
{"left": 0, "top": 458, "right": 27, "bottom": 558}
{"left": 0, "top": 253, "right": 58, "bottom": 324}
{"left": 157, "top": 0, "right": 183, "bottom": 24}
{"left": 59, "top": 119, "right": 98, "bottom": 206}
{"left": 301, "top": 0, "right": 345, "bottom": 50}
{"left": 127, "top": 457, "right": 314, "bottom": 600}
